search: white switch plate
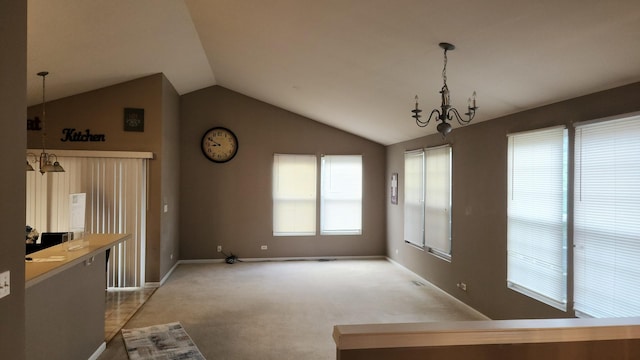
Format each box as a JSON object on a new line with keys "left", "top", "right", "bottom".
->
{"left": 260, "top": 245, "right": 268, "bottom": 250}
{"left": 0, "top": 270, "right": 10, "bottom": 299}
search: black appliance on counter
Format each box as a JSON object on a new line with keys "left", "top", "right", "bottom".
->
{"left": 26, "top": 232, "right": 70, "bottom": 255}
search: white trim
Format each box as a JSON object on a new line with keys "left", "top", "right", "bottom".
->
{"left": 573, "top": 110, "right": 640, "bottom": 128}
{"left": 386, "top": 257, "right": 490, "bottom": 320}
{"left": 87, "top": 342, "right": 106, "bottom": 360}
{"left": 507, "top": 281, "right": 567, "bottom": 312}
{"left": 107, "top": 286, "right": 150, "bottom": 291}
{"left": 178, "top": 256, "right": 384, "bottom": 264}
{"left": 27, "top": 149, "right": 154, "bottom": 159}
{"left": 506, "top": 125, "right": 567, "bottom": 137}
{"left": 178, "top": 259, "right": 227, "bottom": 264}
{"left": 159, "top": 261, "right": 181, "bottom": 286}
{"left": 240, "top": 255, "right": 384, "bottom": 262}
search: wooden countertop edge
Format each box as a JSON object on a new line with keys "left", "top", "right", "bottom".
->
{"left": 333, "top": 317, "right": 640, "bottom": 350}
{"left": 25, "top": 233, "right": 131, "bottom": 288}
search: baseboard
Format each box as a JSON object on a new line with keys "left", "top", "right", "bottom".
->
{"left": 386, "top": 257, "right": 491, "bottom": 320}
{"left": 179, "top": 255, "right": 385, "bottom": 263}
{"left": 178, "top": 259, "right": 226, "bottom": 264}
{"left": 240, "top": 255, "right": 385, "bottom": 262}
{"left": 88, "top": 341, "right": 106, "bottom": 360}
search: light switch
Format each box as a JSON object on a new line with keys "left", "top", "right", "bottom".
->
{"left": 0, "top": 271, "right": 10, "bottom": 299}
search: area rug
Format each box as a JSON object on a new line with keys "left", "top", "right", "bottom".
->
{"left": 122, "top": 322, "right": 205, "bottom": 360}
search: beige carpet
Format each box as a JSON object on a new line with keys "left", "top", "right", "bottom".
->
{"left": 98, "top": 259, "right": 486, "bottom": 360}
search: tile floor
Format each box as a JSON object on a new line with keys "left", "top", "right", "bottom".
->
{"left": 104, "top": 287, "right": 156, "bottom": 342}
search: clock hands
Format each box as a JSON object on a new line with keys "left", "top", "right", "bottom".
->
{"left": 208, "top": 136, "right": 221, "bottom": 146}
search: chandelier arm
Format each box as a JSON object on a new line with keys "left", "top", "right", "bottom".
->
{"left": 415, "top": 109, "right": 440, "bottom": 127}
{"left": 448, "top": 107, "right": 474, "bottom": 125}
{"left": 427, "top": 109, "right": 442, "bottom": 127}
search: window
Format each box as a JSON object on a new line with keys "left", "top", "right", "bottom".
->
{"left": 404, "top": 150, "right": 425, "bottom": 247}
{"left": 272, "top": 154, "right": 317, "bottom": 236}
{"left": 403, "top": 146, "right": 452, "bottom": 258}
{"left": 424, "top": 146, "right": 452, "bottom": 256}
{"left": 574, "top": 114, "right": 640, "bottom": 318}
{"left": 320, "top": 155, "right": 362, "bottom": 235}
{"left": 507, "top": 127, "right": 568, "bottom": 310}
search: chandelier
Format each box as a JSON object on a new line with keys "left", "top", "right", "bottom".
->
{"left": 26, "top": 71, "right": 65, "bottom": 174}
{"left": 411, "top": 42, "right": 478, "bottom": 137}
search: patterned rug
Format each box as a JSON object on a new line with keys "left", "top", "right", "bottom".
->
{"left": 122, "top": 322, "right": 205, "bottom": 360}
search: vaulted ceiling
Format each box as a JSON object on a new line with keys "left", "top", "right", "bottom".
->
{"left": 27, "top": 0, "right": 640, "bottom": 145}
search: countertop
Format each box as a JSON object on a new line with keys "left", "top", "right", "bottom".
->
{"left": 25, "top": 233, "right": 130, "bottom": 288}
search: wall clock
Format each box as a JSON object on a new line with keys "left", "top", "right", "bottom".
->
{"left": 201, "top": 127, "right": 239, "bottom": 163}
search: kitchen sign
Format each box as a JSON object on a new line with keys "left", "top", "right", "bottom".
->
{"left": 60, "top": 128, "right": 106, "bottom": 142}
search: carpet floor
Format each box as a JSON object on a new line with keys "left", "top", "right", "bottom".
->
{"left": 98, "top": 259, "right": 486, "bottom": 360}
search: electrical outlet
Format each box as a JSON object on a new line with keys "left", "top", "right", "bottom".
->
{"left": 217, "top": 245, "right": 222, "bottom": 252}
{"left": 457, "top": 282, "right": 467, "bottom": 291}
{"left": 0, "top": 271, "right": 10, "bottom": 299}
{"left": 260, "top": 245, "right": 268, "bottom": 250}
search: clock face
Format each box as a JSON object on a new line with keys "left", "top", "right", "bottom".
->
{"left": 201, "top": 127, "right": 239, "bottom": 163}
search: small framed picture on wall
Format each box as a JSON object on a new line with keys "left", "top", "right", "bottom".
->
{"left": 124, "top": 108, "right": 145, "bottom": 132}
{"left": 391, "top": 173, "right": 398, "bottom": 205}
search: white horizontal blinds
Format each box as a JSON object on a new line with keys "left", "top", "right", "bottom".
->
{"left": 404, "top": 150, "right": 424, "bottom": 247}
{"left": 574, "top": 114, "right": 640, "bottom": 317}
{"left": 320, "top": 155, "right": 362, "bottom": 235}
{"left": 273, "top": 154, "right": 317, "bottom": 236}
{"left": 424, "top": 146, "right": 452, "bottom": 256}
{"left": 507, "top": 127, "right": 568, "bottom": 310}
{"left": 32, "top": 155, "right": 148, "bottom": 288}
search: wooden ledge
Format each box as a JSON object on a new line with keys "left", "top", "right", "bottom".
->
{"left": 25, "top": 233, "right": 130, "bottom": 288}
{"left": 333, "top": 317, "right": 640, "bottom": 350}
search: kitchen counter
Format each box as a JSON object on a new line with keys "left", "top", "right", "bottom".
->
{"left": 25, "top": 233, "right": 130, "bottom": 288}
{"left": 25, "top": 233, "right": 130, "bottom": 360}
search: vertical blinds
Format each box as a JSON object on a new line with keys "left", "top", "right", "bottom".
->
{"left": 320, "top": 155, "right": 362, "bottom": 235}
{"left": 26, "top": 155, "right": 148, "bottom": 288}
{"left": 404, "top": 150, "right": 424, "bottom": 247}
{"left": 574, "top": 114, "right": 640, "bottom": 317}
{"left": 272, "top": 154, "right": 317, "bottom": 236}
{"left": 507, "top": 127, "right": 567, "bottom": 310}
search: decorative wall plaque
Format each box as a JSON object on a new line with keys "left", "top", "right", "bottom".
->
{"left": 124, "top": 108, "right": 144, "bottom": 132}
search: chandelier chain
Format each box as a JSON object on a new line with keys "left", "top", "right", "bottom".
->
{"left": 442, "top": 49, "right": 448, "bottom": 86}
{"left": 40, "top": 73, "right": 47, "bottom": 152}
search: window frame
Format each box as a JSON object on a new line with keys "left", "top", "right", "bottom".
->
{"left": 403, "top": 145, "right": 452, "bottom": 260}
{"left": 506, "top": 126, "right": 568, "bottom": 311}
{"left": 573, "top": 112, "right": 640, "bottom": 318}
{"left": 320, "top": 154, "right": 363, "bottom": 235}
{"left": 272, "top": 153, "right": 317, "bottom": 236}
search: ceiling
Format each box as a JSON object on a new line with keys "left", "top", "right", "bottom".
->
{"left": 27, "top": 0, "right": 640, "bottom": 145}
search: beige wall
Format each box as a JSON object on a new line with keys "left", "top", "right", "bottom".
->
{"left": 179, "top": 86, "right": 386, "bottom": 259}
{"left": 26, "top": 74, "right": 180, "bottom": 282}
{"left": 160, "top": 77, "right": 181, "bottom": 277}
{"left": 0, "top": 1, "right": 27, "bottom": 358}
{"left": 26, "top": 256, "right": 105, "bottom": 360}
{"left": 386, "top": 81, "right": 640, "bottom": 320}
